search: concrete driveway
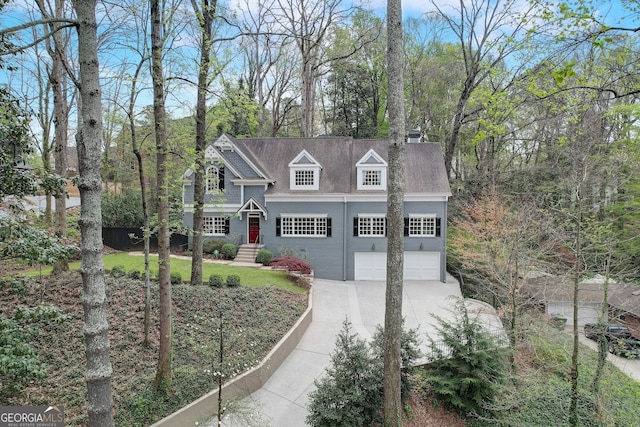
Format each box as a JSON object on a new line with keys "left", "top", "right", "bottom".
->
{"left": 210, "top": 276, "right": 501, "bottom": 427}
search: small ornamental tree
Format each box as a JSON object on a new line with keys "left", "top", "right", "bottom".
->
{"left": 425, "top": 298, "right": 509, "bottom": 417}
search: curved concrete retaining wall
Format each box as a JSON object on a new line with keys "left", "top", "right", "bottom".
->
{"left": 149, "top": 289, "right": 313, "bottom": 427}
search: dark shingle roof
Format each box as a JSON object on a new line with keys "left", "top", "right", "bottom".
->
{"left": 228, "top": 136, "right": 451, "bottom": 196}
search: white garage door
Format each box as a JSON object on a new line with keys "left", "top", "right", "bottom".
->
{"left": 354, "top": 252, "right": 440, "bottom": 281}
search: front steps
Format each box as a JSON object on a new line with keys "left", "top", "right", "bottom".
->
{"left": 233, "top": 244, "right": 264, "bottom": 264}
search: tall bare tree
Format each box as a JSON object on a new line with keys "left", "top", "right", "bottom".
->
{"left": 383, "top": 0, "right": 405, "bottom": 422}
{"left": 239, "top": 0, "right": 286, "bottom": 137}
{"left": 190, "top": 0, "right": 217, "bottom": 286}
{"left": 430, "top": 0, "right": 535, "bottom": 178}
{"left": 151, "top": 0, "right": 173, "bottom": 388}
{"left": 36, "top": 0, "right": 72, "bottom": 273}
{"left": 71, "top": 0, "right": 115, "bottom": 424}
{"left": 275, "top": 0, "right": 349, "bottom": 137}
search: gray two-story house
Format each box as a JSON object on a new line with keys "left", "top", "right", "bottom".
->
{"left": 182, "top": 134, "right": 451, "bottom": 282}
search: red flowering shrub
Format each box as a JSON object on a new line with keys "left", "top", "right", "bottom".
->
{"left": 269, "top": 256, "right": 312, "bottom": 275}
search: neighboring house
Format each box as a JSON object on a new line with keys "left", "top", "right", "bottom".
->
{"left": 522, "top": 274, "right": 640, "bottom": 333}
{"left": 609, "top": 285, "right": 640, "bottom": 339}
{"left": 522, "top": 275, "right": 612, "bottom": 326}
{"left": 182, "top": 134, "right": 451, "bottom": 282}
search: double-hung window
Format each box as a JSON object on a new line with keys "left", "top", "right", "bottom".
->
{"left": 277, "top": 215, "right": 331, "bottom": 237}
{"left": 408, "top": 215, "right": 436, "bottom": 236}
{"left": 355, "top": 215, "right": 386, "bottom": 236}
{"left": 404, "top": 215, "right": 441, "bottom": 237}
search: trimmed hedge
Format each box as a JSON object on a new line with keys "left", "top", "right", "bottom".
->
{"left": 226, "top": 275, "right": 241, "bottom": 287}
{"left": 208, "top": 274, "right": 224, "bottom": 288}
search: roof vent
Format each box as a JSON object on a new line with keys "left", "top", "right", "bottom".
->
{"left": 407, "top": 129, "right": 421, "bottom": 143}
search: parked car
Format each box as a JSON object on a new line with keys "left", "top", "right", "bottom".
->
{"left": 608, "top": 338, "right": 640, "bottom": 358}
{"left": 584, "top": 323, "right": 632, "bottom": 341}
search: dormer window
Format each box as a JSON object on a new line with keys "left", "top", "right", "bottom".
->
{"left": 357, "top": 149, "right": 387, "bottom": 190}
{"left": 289, "top": 150, "right": 321, "bottom": 190}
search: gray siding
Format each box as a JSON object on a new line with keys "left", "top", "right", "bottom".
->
{"left": 261, "top": 201, "right": 346, "bottom": 281}
{"left": 244, "top": 186, "right": 267, "bottom": 205}
{"left": 184, "top": 199, "right": 448, "bottom": 281}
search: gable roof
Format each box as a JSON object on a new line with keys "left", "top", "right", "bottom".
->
{"left": 226, "top": 135, "right": 451, "bottom": 196}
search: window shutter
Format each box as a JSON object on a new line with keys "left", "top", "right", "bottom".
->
{"left": 224, "top": 218, "right": 230, "bottom": 234}
{"left": 384, "top": 217, "right": 387, "bottom": 237}
{"left": 219, "top": 167, "right": 225, "bottom": 190}
{"left": 276, "top": 217, "right": 281, "bottom": 237}
{"left": 404, "top": 218, "right": 409, "bottom": 236}
{"left": 435, "top": 217, "right": 441, "bottom": 237}
{"left": 327, "top": 218, "right": 332, "bottom": 237}
{"left": 353, "top": 217, "right": 358, "bottom": 236}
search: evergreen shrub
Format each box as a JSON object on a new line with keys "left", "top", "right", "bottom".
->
{"left": 226, "top": 275, "right": 241, "bottom": 287}
{"left": 208, "top": 274, "right": 224, "bottom": 288}
{"left": 255, "top": 249, "right": 273, "bottom": 266}
{"left": 110, "top": 265, "right": 126, "bottom": 278}
{"left": 127, "top": 269, "right": 142, "bottom": 280}
{"left": 424, "top": 298, "right": 509, "bottom": 417}
{"left": 220, "top": 243, "right": 237, "bottom": 259}
{"left": 306, "top": 319, "right": 421, "bottom": 426}
{"left": 170, "top": 272, "right": 182, "bottom": 285}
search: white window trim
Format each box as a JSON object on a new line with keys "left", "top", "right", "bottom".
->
{"left": 357, "top": 167, "right": 386, "bottom": 190}
{"left": 408, "top": 214, "right": 437, "bottom": 237}
{"left": 357, "top": 214, "right": 386, "bottom": 237}
{"left": 281, "top": 214, "right": 328, "bottom": 237}
{"left": 290, "top": 167, "right": 320, "bottom": 190}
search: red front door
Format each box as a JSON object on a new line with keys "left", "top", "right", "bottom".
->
{"left": 249, "top": 217, "right": 260, "bottom": 243}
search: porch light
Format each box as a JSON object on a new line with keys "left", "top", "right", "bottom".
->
{"left": 371, "top": 243, "right": 376, "bottom": 251}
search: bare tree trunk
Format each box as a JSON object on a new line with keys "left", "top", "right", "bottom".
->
{"left": 151, "top": 0, "right": 173, "bottom": 388}
{"left": 38, "top": 0, "right": 69, "bottom": 274}
{"left": 383, "top": 0, "right": 405, "bottom": 423}
{"left": 569, "top": 198, "right": 582, "bottom": 427}
{"left": 71, "top": 0, "right": 114, "bottom": 424}
{"left": 190, "top": 0, "right": 217, "bottom": 286}
{"left": 300, "top": 58, "right": 315, "bottom": 137}
{"left": 592, "top": 255, "right": 612, "bottom": 393}
{"left": 127, "top": 58, "right": 152, "bottom": 346}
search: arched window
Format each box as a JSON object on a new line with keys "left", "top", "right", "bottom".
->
{"left": 206, "top": 165, "right": 225, "bottom": 193}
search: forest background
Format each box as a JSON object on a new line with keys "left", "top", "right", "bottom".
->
{"left": 1, "top": 0, "right": 640, "bottom": 425}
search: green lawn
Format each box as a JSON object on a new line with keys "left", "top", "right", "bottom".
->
{"left": 28, "top": 253, "right": 304, "bottom": 293}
